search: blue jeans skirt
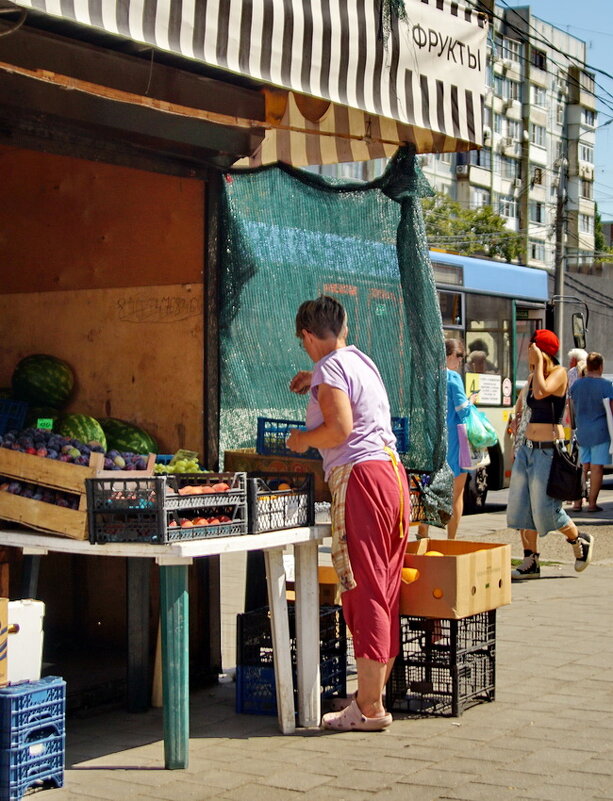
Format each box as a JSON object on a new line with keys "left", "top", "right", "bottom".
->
{"left": 507, "top": 443, "right": 571, "bottom": 536}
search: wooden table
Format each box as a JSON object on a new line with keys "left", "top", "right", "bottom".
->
{"left": 0, "top": 525, "right": 331, "bottom": 769}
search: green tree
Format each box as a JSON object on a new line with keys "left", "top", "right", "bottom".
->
{"left": 422, "top": 193, "right": 524, "bottom": 262}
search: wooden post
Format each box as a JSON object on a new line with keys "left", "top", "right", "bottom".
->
{"left": 159, "top": 563, "right": 189, "bottom": 769}
{"left": 264, "top": 547, "right": 295, "bottom": 734}
{"left": 294, "top": 540, "right": 320, "bottom": 728}
{"left": 126, "top": 558, "right": 151, "bottom": 713}
{"left": 0, "top": 547, "right": 10, "bottom": 598}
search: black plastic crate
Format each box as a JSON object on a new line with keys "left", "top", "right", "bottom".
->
{"left": 86, "top": 472, "right": 247, "bottom": 543}
{"left": 246, "top": 472, "right": 315, "bottom": 534}
{"left": 386, "top": 612, "right": 496, "bottom": 717}
{"left": 407, "top": 472, "right": 428, "bottom": 523}
{"left": 235, "top": 605, "right": 347, "bottom": 716}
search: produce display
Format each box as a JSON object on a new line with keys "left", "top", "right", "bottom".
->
{"left": 0, "top": 478, "right": 80, "bottom": 509}
{"left": 57, "top": 414, "right": 107, "bottom": 452}
{"left": 11, "top": 354, "right": 75, "bottom": 408}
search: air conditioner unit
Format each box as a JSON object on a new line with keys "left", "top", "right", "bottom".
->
{"left": 512, "top": 178, "right": 522, "bottom": 189}
{"left": 503, "top": 137, "right": 514, "bottom": 148}
{"left": 551, "top": 177, "right": 559, "bottom": 189}
{"left": 503, "top": 59, "right": 513, "bottom": 71}
{"left": 580, "top": 165, "right": 594, "bottom": 180}
{"left": 456, "top": 164, "right": 470, "bottom": 177}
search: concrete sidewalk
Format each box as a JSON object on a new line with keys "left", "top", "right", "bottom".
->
{"left": 44, "top": 493, "right": 613, "bottom": 801}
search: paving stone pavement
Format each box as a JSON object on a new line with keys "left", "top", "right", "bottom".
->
{"left": 43, "top": 487, "right": 613, "bottom": 801}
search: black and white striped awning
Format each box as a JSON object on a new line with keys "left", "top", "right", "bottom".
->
{"left": 9, "top": 0, "right": 488, "bottom": 157}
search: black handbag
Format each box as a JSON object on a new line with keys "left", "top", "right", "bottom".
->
{"left": 546, "top": 439, "right": 583, "bottom": 501}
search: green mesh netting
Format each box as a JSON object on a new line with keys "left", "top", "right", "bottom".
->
{"left": 219, "top": 147, "right": 452, "bottom": 524}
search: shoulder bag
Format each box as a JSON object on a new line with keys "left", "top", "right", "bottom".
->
{"left": 546, "top": 399, "right": 583, "bottom": 501}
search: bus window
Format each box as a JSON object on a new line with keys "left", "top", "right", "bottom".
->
{"left": 438, "top": 291, "right": 464, "bottom": 328}
{"left": 465, "top": 295, "right": 512, "bottom": 406}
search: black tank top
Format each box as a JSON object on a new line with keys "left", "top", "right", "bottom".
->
{"left": 527, "top": 387, "right": 566, "bottom": 425}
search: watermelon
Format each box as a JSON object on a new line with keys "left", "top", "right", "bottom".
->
{"left": 99, "top": 418, "right": 158, "bottom": 454}
{"left": 58, "top": 414, "right": 107, "bottom": 450}
{"left": 12, "top": 354, "right": 74, "bottom": 409}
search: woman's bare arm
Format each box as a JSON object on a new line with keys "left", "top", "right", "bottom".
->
{"left": 286, "top": 384, "right": 353, "bottom": 452}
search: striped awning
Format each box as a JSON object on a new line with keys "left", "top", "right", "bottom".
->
{"left": 9, "top": 0, "right": 488, "bottom": 158}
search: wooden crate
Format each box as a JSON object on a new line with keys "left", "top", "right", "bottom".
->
{"left": 0, "top": 450, "right": 155, "bottom": 540}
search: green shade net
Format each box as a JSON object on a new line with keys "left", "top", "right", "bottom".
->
{"left": 219, "top": 147, "right": 452, "bottom": 524}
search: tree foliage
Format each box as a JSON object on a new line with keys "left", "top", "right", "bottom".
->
{"left": 422, "top": 193, "right": 525, "bottom": 263}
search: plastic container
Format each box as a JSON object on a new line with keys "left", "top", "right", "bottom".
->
{"left": 0, "top": 401, "right": 27, "bottom": 437}
{"left": 86, "top": 472, "right": 248, "bottom": 543}
{"left": 386, "top": 611, "right": 496, "bottom": 717}
{"left": 0, "top": 677, "right": 65, "bottom": 750}
{"left": 246, "top": 472, "right": 315, "bottom": 534}
{"left": 7, "top": 600, "right": 45, "bottom": 685}
{"left": 235, "top": 605, "right": 347, "bottom": 715}
{"left": 407, "top": 472, "right": 428, "bottom": 523}
{"left": 0, "top": 734, "right": 64, "bottom": 801}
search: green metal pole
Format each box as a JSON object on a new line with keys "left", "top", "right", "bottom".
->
{"left": 160, "top": 564, "right": 189, "bottom": 769}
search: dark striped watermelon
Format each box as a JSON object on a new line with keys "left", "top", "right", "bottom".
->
{"left": 99, "top": 418, "right": 158, "bottom": 454}
{"left": 58, "top": 414, "right": 107, "bottom": 450}
{"left": 12, "top": 354, "right": 74, "bottom": 409}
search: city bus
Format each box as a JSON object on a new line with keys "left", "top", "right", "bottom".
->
{"left": 429, "top": 249, "right": 549, "bottom": 510}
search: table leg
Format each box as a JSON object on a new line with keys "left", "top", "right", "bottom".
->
{"left": 264, "top": 547, "right": 295, "bottom": 734}
{"left": 126, "top": 558, "right": 151, "bottom": 713}
{"left": 160, "top": 564, "right": 189, "bottom": 769}
{"left": 294, "top": 540, "right": 320, "bottom": 728}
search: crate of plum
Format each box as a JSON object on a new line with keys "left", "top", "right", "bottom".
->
{"left": 246, "top": 472, "right": 315, "bottom": 534}
{"left": 0, "top": 427, "right": 155, "bottom": 540}
{"left": 86, "top": 472, "right": 248, "bottom": 544}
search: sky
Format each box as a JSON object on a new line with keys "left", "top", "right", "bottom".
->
{"left": 505, "top": 1, "right": 613, "bottom": 222}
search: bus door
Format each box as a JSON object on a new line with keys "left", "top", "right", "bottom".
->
{"left": 513, "top": 302, "right": 546, "bottom": 401}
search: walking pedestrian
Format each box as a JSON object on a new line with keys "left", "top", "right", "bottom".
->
{"left": 287, "top": 295, "right": 410, "bottom": 732}
{"left": 508, "top": 329, "right": 594, "bottom": 580}
{"left": 569, "top": 352, "right": 613, "bottom": 513}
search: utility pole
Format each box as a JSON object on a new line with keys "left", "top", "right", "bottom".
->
{"left": 553, "top": 155, "right": 567, "bottom": 344}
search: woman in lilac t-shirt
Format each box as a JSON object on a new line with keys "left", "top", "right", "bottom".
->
{"left": 287, "top": 296, "right": 410, "bottom": 732}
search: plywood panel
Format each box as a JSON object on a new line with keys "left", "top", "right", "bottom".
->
{"left": 0, "top": 145, "right": 204, "bottom": 293}
{"left": 0, "top": 284, "right": 204, "bottom": 456}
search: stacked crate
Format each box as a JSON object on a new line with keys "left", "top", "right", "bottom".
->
{"left": 246, "top": 472, "right": 315, "bottom": 534}
{"left": 0, "top": 676, "right": 65, "bottom": 801}
{"left": 235, "top": 605, "right": 347, "bottom": 715}
{"left": 386, "top": 611, "right": 496, "bottom": 717}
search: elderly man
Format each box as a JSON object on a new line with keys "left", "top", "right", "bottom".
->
{"left": 569, "top": 352, "right": 613, "bottom": 513}
{"left": 567, "top": 347, "right": 588, "bottom": 390}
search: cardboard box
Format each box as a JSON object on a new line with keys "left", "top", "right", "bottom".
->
{"left": 0, "top": 598, "right": 7, "bottom": 686}
{"left": 400, "top": 538, "right": 511, "bottom": 619}
{"left": 225, "top": 449, "right": 330, "bottom": 502}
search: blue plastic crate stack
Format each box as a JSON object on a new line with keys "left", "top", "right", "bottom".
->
{"left": 235, "top": 605, "right": 347, "bottom": 715}
{"left": 86, "top": 472, "right": 248, "bottom": 544}
{"left": 0, "top": 676, "right": 65, "bottom": 801}
{"left": 386, "top": 611, "right": 496, "bottom": 717}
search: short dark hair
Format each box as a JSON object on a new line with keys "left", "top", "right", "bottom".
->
{"left": 445, "top": 338, "right": 464, "bottom": 357}
{"left": 295, "top": 296, "right": 347, "bottom": 339}
{"left": 586, "top": 352, "right": 604, "bottom": 371}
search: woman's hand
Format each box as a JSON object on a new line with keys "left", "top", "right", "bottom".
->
{"left": 289, "top": 370, "right": 313, "bottom": 395}
{"left": 529, "top": 342, "right": 543, "bottom": 363}
{"left": 287, "top": 429, "right": 309, "bottom": 453}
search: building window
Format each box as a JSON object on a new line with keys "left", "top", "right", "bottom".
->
{"left": 556, "top": 105, "right": 565, "bottom": 126}
{"left": 507, "top": 119, "right": 521, "bottom": 139}
{"left": 529, "top": 201, "right": 546, "bottom": 224}
{"left": 581, "top": 71, "right": 595, "bottom": 94}
{"left": 530, "top": 124, "right": 546, "bottom": 148}
{"left": 471, "top": 188, "right": 491, "bottom": 209}
{"left": 531, "top": 165, "right": 543, "bottom": 186}
{"left": 494, "top": 113, "right": 503, "bottom": 134}
{"left": 469, "top": 149, "right": 492, "bottom": 169}
{"left": 529, "top": 240, "right": 546, "bottom": 261}
{"left": 531, "top": 85, "right": 547, "bottom": 107}
{"left": 582, "top": 109, "right": 596, "bottom": 126}
{"left": 497, "top": 195, "right": 518, "bottom": 218}
{"left": 555, "top": 140, "right": 564, "bottom": 160}
{"left": 505, "top": 39, "right": 522, "bottom": 62}
{"left": 484, "top": 107, "right": 492, "bottom": 128}
{"left": 494, "top": 154, "right": 518, "bottom": 179}
{"left": 579, "top": 143, "right": 594, "bottom": 163}
{"left": 579, "top": 214, "right": 594, "bottom": 234}
{"left": 531, "top": 49, "right": 547, "bottom": 71}
{"left": 580, "top": 179, "right": 593, "bottom": 199}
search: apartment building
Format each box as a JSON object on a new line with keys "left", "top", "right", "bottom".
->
{"left": 423, "top": 5, "right": 598, "bottom": 273}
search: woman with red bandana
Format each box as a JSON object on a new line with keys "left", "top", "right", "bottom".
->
{"left": 507, "top": 329, "right": 594, "bottom": 580}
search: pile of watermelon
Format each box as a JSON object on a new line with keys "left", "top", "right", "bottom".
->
{"left": 4, "top": 354, "right": 158, "bottom": 456}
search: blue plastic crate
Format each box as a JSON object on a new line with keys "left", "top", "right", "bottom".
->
{"left": 0, "top": 400, "right": 28, "bottom": 437}
{"left": 255, "top": 418, "right": 321, "bottom": 460}
{"left": 0, "top": 734, "right": 64, "bottom": 801}
{"left": 391, "top": 416, "right": 409, "bottom": 454}
{"left": 256, "top": 416, "right": 408, "bottom": 458}
{"left": 0, "top": 677, "right": 65, "bottom": 750}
